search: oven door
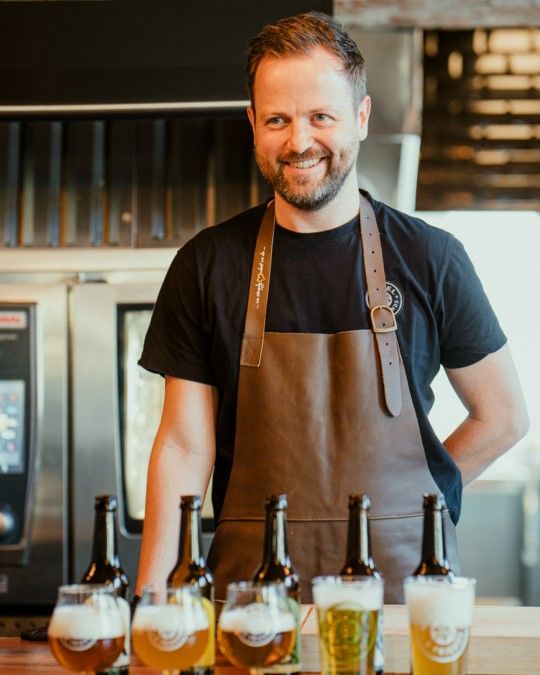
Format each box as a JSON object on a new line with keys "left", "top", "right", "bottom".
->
{"left": 70, "top": 281, "right": 214, "bottom": 587}
{"left": 0, "top": 284, "right": 68, "bottom": 610}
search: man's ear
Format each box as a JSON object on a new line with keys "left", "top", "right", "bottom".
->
{"left": 247, "top": 106, "right": 255, "bottom": 134}
{"left": 358, "top": 95, "right": 371, "bottom": 142}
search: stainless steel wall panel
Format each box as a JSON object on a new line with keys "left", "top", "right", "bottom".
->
{"left": 108, "top": 121, "right": 137, "bottom": 247}
{"left": 63, "top": 122, "right": 105, "bottom": 246}
{"left": 168, "top": 118, "right": 210, "bottom": 242}
{"left": 0, "top": 123, "right": 20, "bottom": 247}
{"left": 213, "top": 118, "right": 253, "bottom": 224}
{"left": 47, "top": 123, "right": 63, "bottom": 248}
{"left": 136, "top": 120, "right": 166, "bottom": 246}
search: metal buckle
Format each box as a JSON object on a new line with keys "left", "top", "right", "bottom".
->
{"left": 370, "top": 305, "right": 397, "bottom": 333}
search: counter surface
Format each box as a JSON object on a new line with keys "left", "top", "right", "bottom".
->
{"left": 1, "top": 604, "right": 539, "bottom": 674}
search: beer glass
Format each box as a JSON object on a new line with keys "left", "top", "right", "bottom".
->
{"left": 48, "top": 584, "right": 126, "bottom": 673}
{"left": 312, "top": 575, "right": 384, "bottom": 675}
{"left": 132, "top": 585, "right": 210, "bottom": 674}
{"left": 217, "top": 581, "right": 297, "bottom": 673}
{"left": 404, "top": 576, "right": 476, "bottom": 675}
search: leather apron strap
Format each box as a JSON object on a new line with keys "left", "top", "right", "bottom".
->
{"left": 240, "top": 196, "right": 402, "bottom": 416}
{"left": 240, "top": 202, "right": 275, "bottom": 368}
{"left": 360, "top": 197, "right": 402, "bottom": 416}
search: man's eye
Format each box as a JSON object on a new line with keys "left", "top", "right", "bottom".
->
{"left": 313, "top": 113, "right": 329, "bottom": 122}
{"left": 267, "top": 117, "right": 283, "bottom": 126}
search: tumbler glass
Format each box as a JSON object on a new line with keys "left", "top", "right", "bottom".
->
{"left": 404, "top": 576, "right": 476, "bottom": 675}
{"left": 312, "top": 575, "right": 384, "bottom": 675}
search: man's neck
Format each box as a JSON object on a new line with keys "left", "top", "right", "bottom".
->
{"left": 273, "top": 175, "right": 361, "bottom": 233}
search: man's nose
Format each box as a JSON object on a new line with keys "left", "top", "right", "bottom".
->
{"left": 286, "top": 120, "right": 313, "bottom": 155}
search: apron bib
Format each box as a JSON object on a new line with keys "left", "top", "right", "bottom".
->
{"left": 208, "top": 196, "right": 459, "bottom": 603}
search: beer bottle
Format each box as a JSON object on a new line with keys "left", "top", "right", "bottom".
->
{"left": 81, "top": 495, "right": 130, "bottom": 675}
{"left": 413, "top": 493, "right": 454, "bottom": 576}
{"left": 253, "top": 494, "right": 301, "bottom": 673}
{"left": 168, "top": 495, "right": 215, "bottom": 675}
{"left": 340, "top": 494, "right": 383, "bottom": 675}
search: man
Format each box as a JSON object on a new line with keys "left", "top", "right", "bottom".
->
{"left": 136, "top": 12, "right": 528, "bottom": 602}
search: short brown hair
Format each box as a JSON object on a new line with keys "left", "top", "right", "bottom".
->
{"left": 246, "top": 12, "right": 367, "bottom": 110}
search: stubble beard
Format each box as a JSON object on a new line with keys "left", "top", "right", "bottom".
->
{"left": 254, "top": 140, "right": 360, "bottom": 211}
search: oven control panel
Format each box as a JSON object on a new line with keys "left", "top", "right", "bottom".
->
{"left": 0, "top": 305, "right": 35, "bottom": 546}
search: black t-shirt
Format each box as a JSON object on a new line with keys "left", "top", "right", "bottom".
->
{"left": 139, "top": 191, "right": 507, "bottom": 524}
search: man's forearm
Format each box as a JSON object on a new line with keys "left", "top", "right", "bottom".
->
{"left": 135, "top": 441, "right": 213, "bottom": 595}
{"left": 444, "top": 413, "right": 527, "bottom": 486}
{"left": 443, "top": 347, "right": 529, "bottom": 486}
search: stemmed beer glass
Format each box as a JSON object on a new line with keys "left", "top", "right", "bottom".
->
{"left": 48, "top": 584, "right": 126, "bottom": 674}
{"left": 217, "top": 581, "right": 297, "bottom": 674}
{"left": 132, "top": 585, "right": 210, "bottom": 675}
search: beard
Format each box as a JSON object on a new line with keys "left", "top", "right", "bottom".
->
{"left": 254, "top": 139, "right": 359, "bottom": 211}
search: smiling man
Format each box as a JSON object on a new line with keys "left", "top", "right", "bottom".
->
{"left": 136, "top": 12, "right": 528, "bottom": 603}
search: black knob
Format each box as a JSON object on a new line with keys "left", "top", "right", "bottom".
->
{"left": 0, "top": 505, "right": 16, "bottom": 540}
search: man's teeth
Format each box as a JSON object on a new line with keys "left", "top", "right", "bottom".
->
{"left": 288, "top": 158, "right": 321, "bottom": 169}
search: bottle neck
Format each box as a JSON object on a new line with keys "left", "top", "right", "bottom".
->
{"left": 422, "top": 506, "right": 446, "bottom": 564}
{"left": 263, "top": 508, "right": 289, "bottom": 566}
{"left": 92, "top": 510, "right": 118, "bottom": 566}
{"left": 346, "top": 505, "right": 373, "bottom": 567}
{"left": 179, "top": 506, "right": 204, "bottom": 566}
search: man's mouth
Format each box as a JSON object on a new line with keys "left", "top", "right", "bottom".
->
{"left": 282, "top": 157, "right": 325, "bottom": 170}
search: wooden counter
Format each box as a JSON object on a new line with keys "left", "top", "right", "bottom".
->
{"left": 1, "top": 604, "right": 539, "bottom": 674}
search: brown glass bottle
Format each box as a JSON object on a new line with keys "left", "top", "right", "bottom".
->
{"left": 341, "top": 494, "right": 381, "bottom": 579}
{"left": 413, "top": 493, "right": 454, "bottom": 576}
{"left": 168, "top": 495, "right": 214, "bottom": 675}
{"left": 340, "top": 494, "right": 383, "bottom": 675}
{"left": 80, "top": 495, "right": 130, "bottom": 675}
{"left": 253, "top": 494, "right": 301, "bottom": 673}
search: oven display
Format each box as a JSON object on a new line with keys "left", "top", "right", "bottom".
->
{"left": 0, "top": 380, "right": 25, "bottom": 474}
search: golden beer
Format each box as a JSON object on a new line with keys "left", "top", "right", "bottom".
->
{"left": 48, "top": 603, "right": 125, "bottom": 672}
{"left": 404, "top": 576, "right": 476, "bottom": 675}
{"left": 132, "top": 603, "right": 209, "bottom": 670}
{"left": 410, "top": 624, "right": 470, "bottom": 675}
{"left": 49, "top": 635, "right": 125, "bottom": 671}
{"left": 313, "top": 576, "right": 384, "bottom": 675}
{"left": 217, "top": 605, "right": 296, "bottom": 668}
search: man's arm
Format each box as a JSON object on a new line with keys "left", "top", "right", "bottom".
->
{"left": 135, "top": 375, "right": 217, "bottom": 595}
{"left": 443, "top": 344, "right": 529, "bottom": 486}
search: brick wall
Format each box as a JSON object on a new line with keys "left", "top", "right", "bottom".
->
{"left": 336, "top": 1, "right": 539, "bottom": 28}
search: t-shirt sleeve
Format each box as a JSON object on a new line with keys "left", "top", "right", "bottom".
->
{"left": 138, "top": 244, "right": 214, "bottom": 384}
{"left": 437, "top": 236, "right": 507, "bottom": 369}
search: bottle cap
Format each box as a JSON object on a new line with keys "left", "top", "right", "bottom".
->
{"left": 180, "top": 495, "right": 202, "bottom": 509}
{"left": 423, "top": 493, "right": 445, "bottom": 509}
{"left": 349, "top": 494, "right": 371, "bottom": 510}
{"left": 95, "top": 495, "right": 118, "bottom": 511}
{"left": 265, "top": 494, "right": 287, "bottom": 510}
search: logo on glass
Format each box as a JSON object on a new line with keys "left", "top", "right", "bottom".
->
{"left": 417, "top": 624, "right": 469, "bottom": 664}
{"left": 148, "top": 628, "right": 188, "bottom": 652}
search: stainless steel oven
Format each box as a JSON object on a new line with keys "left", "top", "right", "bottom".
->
{"left": 0, "top": 249, "right": 215, "bottom": 622}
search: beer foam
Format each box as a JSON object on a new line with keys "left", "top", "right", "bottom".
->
{"left": 48, "top": 604, "right": 124, "bottom": 640}
{"left": 405, "top": 580, "right": 475, "bottom": 628}
{"left": 219, "top": 604, "right": 296, "bottom": 634}
{"left": 313, "top": 583, "right": 383, "bottom": 611}
{"left": 132, "top": 604, "right": 209, "bottom": 633}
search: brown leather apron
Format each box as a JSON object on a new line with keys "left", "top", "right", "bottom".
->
{"left": 208, "top": 195, "right": 460, "bottom": 603}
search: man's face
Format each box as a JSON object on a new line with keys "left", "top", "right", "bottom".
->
{"left": 247, "top": 47, "right": 370, "bottom": 211}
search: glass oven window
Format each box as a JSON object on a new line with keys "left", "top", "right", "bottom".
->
{"left": 117, "top": 305, "right": 213, "bottom": 534}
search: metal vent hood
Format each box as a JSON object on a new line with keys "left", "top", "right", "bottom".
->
{"left": 344, "top": 27, "right": 423, "bottom": 212}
